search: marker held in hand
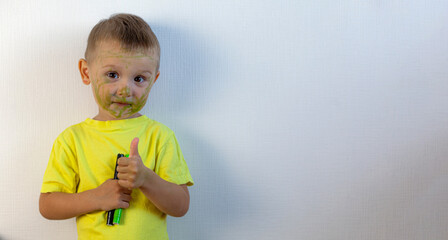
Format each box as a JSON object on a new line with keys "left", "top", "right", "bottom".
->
{"left": 106, "top": 153, "right": 128, "bottom": 226}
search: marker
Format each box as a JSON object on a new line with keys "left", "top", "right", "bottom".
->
{"left": 113, "top": 154, "right": 128, "bottom": 225}
{"left": 106, "top": 153, "right": 128, "bottom": 226}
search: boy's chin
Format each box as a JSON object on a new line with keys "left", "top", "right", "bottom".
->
{"left": 106, "top": 109, "right": 133, "bottom": 119}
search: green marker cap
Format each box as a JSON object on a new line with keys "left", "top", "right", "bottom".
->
{"left": 113, "top": 208, "right": 122, "bottom": 225}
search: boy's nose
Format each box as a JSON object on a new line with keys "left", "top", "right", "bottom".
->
{"left": 117, "top": 81, "right": 131, "bottom": 97}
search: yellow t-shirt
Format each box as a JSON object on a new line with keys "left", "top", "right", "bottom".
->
{"left": 41, "top": 115, "right": 194, "bottom": 240}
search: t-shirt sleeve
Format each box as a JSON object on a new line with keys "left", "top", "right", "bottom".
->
{"left": 41, "top": 133, "right": 79, "bottom": 193}
{"left": 154, "top": 133, "right": 194, "bottom": 186}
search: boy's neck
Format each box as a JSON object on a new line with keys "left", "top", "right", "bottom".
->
{"left": 92, "top": 112, "right": 142, "bottom": 121}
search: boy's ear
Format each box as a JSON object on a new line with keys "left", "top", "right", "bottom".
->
{"left": 78, "top": 59, "right": 91, "bottom": 85}
{"left": 153, "top": 71, "right": 160, "bottom": 84}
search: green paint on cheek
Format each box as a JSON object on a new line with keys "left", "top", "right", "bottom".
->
{"left": 131, "top": 78, "right": 154, "bottom": 113}
{"left": 92, "top": 77, "right": 108, "bottom": 110}
{"left": 132, "top": 87, "right": 150, "bottom": 112}
{"left": 91, "top": 72, "right": 154, "bottom": 119}
{"left": 92, "top": 73, "right": 116, "bottom": 117}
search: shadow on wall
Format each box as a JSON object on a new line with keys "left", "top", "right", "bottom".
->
{"left": 288, "top": 131, "right": 448, "bottom": 239}
{"left": 147, "top": 22, "right": 213, "bottom": 116}
{"left": 145, "top": 23, "right": 255, "bottom": 239}
{"left": 169, "top": 135, "right": 248, "bottom": 239}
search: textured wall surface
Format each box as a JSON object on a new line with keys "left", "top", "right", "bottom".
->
{"left": 1, "top": 1, "right": 448, "bottom": 239}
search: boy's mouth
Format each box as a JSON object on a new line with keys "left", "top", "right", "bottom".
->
{"left": 112, "top": 101, "right": 132, "bottom": 107}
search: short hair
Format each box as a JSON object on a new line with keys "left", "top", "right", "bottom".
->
{"left": 85, "top": 13, "right": 160, "bottom": 71}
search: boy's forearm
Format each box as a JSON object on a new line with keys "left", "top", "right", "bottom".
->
{"left": 139, "top": 169, "right": 190, "bottom": 217}
{"left": 39, "top": 190, "right": 100, "bottom": 220}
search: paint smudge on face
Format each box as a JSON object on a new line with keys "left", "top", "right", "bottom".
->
{"left": 88, "top": 41, "right": 159, "bottom": 120}
{"left": 91, "top": 73, "right": 155, "bottom": 119}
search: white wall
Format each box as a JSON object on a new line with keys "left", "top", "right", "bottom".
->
{"left": 1, "top": 1, "right": 448, "bottom": 239}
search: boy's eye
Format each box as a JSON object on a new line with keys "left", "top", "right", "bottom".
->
{"left": 107, "top": 72, "right": 119, "bottom": 79}
{"left": 134, "top": 76, "right": 146, "bottom": 83}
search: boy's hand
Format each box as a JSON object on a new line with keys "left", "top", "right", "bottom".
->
{"left": 117, "top": 137, "right": 151, "bottom": 190}
{"left": 94, "top": 179, "right": 132, "bottom": 211}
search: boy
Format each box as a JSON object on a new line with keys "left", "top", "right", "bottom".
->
{"left": 39, "top": 13, "right": 194, "bottom": 240}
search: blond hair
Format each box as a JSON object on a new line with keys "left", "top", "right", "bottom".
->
{"left": 85, "top": 13, "right": 160, "bottom": 70}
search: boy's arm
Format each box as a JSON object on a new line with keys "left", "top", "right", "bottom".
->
{"left": 39, "top": 179, "right": 132, "bottom": 220}
{"left": 117, "top": 138, "right": 190, "bottom": 217}
{"left": 118, "top": 167, "right": 190, "bottom": 217}
{"left": 139, "top": 172, "right": 190, "bottom": 218}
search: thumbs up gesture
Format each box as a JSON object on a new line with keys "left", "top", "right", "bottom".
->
{"left": 117, "top": 137, "right": 151, "bottom": 189}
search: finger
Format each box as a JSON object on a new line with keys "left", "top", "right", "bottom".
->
{"left": 123, "top": 188, "right": 133, "bottom": 195}
{"left": 129, "top": 137, "right": 139, "bottom": 157}
{"left": 121, "top": 194, "right": 132, "bottom": 203}
{"left": 118, "top": 179, "right": 134, "bottom": 190}
{"left": 117, "top": 179, "right": 128, "bottom": 188}
{"left": 116, "top": 166, "right": 130, "bottom": 174}
{"left": 119, "top": 201, "right": 130, "bottom": 209}
{"left": 117, "top": 157, "right": 130, "bottom": 166}
{"left": 117, "top": 172, "right": 123, "bottom": 180}
{"left": 117, "top": 172, "right": 130, "bottom": 180}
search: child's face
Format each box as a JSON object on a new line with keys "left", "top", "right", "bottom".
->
{"left": 79, "top": 40, "right": 160, "bottom": 120}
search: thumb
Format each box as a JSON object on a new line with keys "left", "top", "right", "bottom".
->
{"left": 129, "top": 137, "right": 140, "bottom": 157}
